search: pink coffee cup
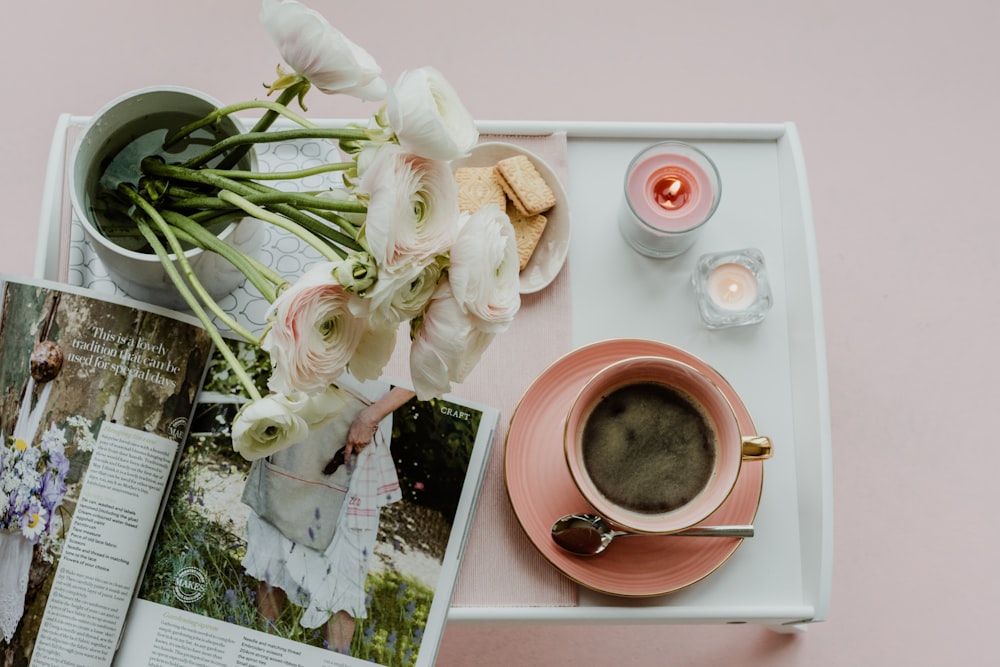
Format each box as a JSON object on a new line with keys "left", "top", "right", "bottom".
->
{"left": 564, "top": 355, "right": 771, "bottom": 534}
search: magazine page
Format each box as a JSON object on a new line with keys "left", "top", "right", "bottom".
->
{"left": 112, "top": 355, "right": 499, "bottom": 667}
{"left": 0, "top": 275, "right": 214, "bottom": 667}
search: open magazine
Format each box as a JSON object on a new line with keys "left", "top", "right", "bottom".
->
{"left": 0, "top": 276, "right": 499, "bottom": 667}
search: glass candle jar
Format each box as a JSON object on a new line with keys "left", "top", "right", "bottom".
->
{"left": 619, "top": 141, "right": 722, "bottom": 258}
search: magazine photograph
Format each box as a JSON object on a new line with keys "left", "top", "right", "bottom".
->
{"left": 0, "top": 276, "right": 213, "bottom": 667}
{"left": 115, "top": 350, "right": 498, "bottom": 667}
{"left": 0, "top": 277, "right": 498, "bottom": 667}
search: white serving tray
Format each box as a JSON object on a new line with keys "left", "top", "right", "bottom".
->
{"left": 35, "top": 117, "right": 831, "bottom": 632}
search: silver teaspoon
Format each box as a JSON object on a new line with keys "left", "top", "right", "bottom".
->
{"left": 551, "top": 513, "right": 754, "bottom": 556}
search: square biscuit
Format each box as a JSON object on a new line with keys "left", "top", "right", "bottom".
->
{"left": 495, "top": 155, "right": 557, "bottom": 216}
{"left": 456, "top": 166, "right": 507, "bottom": 213}
{"left": 506, "top": 201, "right": 548, "bottom": 271}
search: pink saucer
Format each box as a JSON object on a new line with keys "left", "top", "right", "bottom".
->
{"left": 504, "top": 338, "right": 764, "bottom": 597}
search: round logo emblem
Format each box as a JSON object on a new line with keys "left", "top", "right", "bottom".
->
{"left": 167, "top": 417, "right": 188, "bottom": 440}
{"left": 173, "top": 566, "right": 207, "bottom": 603}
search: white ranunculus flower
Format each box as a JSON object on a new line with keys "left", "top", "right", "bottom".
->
{"left": 448, "top": 205, "right": 521, "bottom": 333}
{"left": 276, "top": 386, "right": 351, "bottom": 427}
{"left": 260, "top": 0, "right": 387, "bottom": 100}
{"left": 359, "top": 144, "right": 459, "bottom": 270}
{"left": 409, "top": 281, "right": 496, "bottom": 400}
{"left": 386, "top": 66, "right": 479, "bottom": 161}
{"left": 232, "top": 394, "right": 310, "bottom": 461}
{"left": 262, "top": 262, "right": 367, "bottom": 395}
{"left": 358, "top": 257, "right": 445, "bottom": 329}
{"left": 348, "top": 324, "right": 399, "bottom": 382}
{"left": 353, "top": 132, "right": 393, "bottom": 178}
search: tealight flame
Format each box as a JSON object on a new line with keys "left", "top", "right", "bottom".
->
{"left": 652, "top": 175, "right": 690, "bottom": 210}
{"left": 722, "top": 280, "right": 744, "bottom": 303}
{"left": 706, "top": 262, "right": 759, "bottom": 311}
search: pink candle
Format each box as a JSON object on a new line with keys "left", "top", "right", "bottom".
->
{"left": 626, "top": 153, "right": 714, "bottom": 232}
{"left": 619, "top": 142, "right": 721, "bottom": 258}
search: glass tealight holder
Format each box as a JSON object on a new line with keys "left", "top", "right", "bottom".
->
{"left": 692, "top": 248, "right": 773, "bottom": 329}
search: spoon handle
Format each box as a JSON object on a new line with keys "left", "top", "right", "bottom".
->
{"left": 618, "top": 525, "right": 754, "bottom": 538}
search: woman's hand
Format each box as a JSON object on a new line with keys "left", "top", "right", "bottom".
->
{"left": 344, "top": 405, "right": 380, "bottom": 459}
{"left": 343, "top": 387, "right": 417, "bottom": 459}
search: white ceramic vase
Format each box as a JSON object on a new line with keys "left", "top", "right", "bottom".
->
{"left": 69, "top": 85, "right": 263, "bottom": 310}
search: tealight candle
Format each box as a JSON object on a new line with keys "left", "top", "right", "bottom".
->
{"left": 692, "top": 248, "right": 773, "bottom": 329}
{"left": 619, "top": 141, "right": 721, "bottom": 258}
{"left": 706, "top": 262, "right": 759, "bottom": 311}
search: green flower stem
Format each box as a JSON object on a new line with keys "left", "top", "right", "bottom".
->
{"left": 182, "top": 127, "right": 369, "bottom": 170}
{"left": 160, "top": 210, "right": 287, "bottom": 302}
{"left": 168, "top": 190, "right": 362, "bottom": 246}
{"left": 173, "top": 197, "right": 238, "bottom": 212}
{"left": 121, "top": 186, "right": 259, "bottom": 343}
{"left": 246, "top": 83, "right": 306, "bottom": 133}
{"left": 167, "top": 188, "right": 364, "bottom": 217}
{"left": 188, "top": 209, "right": 250, "bottom": 233}
{"left": 200, "top": 161, "right": 355, "bottom": 182}
{"left": 228, "top": 185, "right": 361, "bottom": 253}
{"left": 296, "top": 208, "right": 360, "bottom": 239}
{"left": 237, "top": 190, "right": 365, "bottom": 214}
{"left": 165, "top": 184, "right": 212, "bottom": 200}
{"left": 216, "top": 190, "right": 342, "bottom": 263}
{"left": 189, "top": 184, "right": 366, "bottom": 245}
{"left": 163, "top": 224, "right": 281, "bottom": 314}
{"left": 165, "top": 98, "right": 318, "bottom": 148}
{"left": 215, "top": 84, "right": 305, "bottom": 171}
{"left": 126, "top": 210, "right": 263, "bottom": 402}
{"left": 142, "top": 158, "right": 362, "bottom": 252}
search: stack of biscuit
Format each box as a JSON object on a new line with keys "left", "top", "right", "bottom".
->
{"left": 455, "top": 154, "right": 557, "bottom": 271}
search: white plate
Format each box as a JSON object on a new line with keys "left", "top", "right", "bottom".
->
{"left": 453, "top": 142, "right": 571, "bottom": 294}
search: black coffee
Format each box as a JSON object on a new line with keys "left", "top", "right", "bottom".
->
{"left": 581, "top": 382, "right": 717, "bottom": 514}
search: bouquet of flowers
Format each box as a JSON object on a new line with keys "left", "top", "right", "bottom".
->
{"left": 117, "top": 0, "right": 521, "bottom": 461}
{"left": 0, "top": 426, "right": 70, "bottom": 550}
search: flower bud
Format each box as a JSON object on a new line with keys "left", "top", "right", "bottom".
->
{"left": 334, "top": 251, "right": 378, "bottom": 294}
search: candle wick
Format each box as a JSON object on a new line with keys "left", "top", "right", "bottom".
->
{"left": 652, "top": 175, "right": 690, "bottom": 210}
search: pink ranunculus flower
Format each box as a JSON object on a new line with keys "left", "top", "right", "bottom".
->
{"left": 231, "top": 393, "right": 310, "bottom": 461}
{"left": 262, "top": 262, "right": 367, "bottom": 395}
{"left": 260, "top": 0, "right": 387, "bottom": 100}
{"left": 359, "top": 144, "right": 459, "bottom": 271}
{"left": 409, "top": 281, "right": 496, "bottom": 400}
{"left": 448, "top": 205, "right": 521, "bottom": 333}
{"left": 386, "top": 66, "right": 479, "bottom": 161}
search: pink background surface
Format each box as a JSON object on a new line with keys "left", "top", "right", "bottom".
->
{"left": 2, "top": 1, "right": 997, "bottom": 664}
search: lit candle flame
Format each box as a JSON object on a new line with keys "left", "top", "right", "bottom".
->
{"left": 722, "top": 280, "right": 744, "bottom": 304}
{"left": 652, "top": 175, "right": 690, "bottom": 210}
{"left": 706, "top": 263, "right": 759, "bottom": 311}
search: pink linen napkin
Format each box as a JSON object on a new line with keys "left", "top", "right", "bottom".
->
{"left": 385, "top": 132, "right": 578, "bottom": 607}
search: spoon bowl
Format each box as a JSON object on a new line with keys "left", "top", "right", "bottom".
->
{"left": 551, "top": 513, "right": 754, "bottom": 556}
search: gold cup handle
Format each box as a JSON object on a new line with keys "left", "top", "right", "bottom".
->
{"left": 741, "top": 435, "right": 772, "bottom": 460}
